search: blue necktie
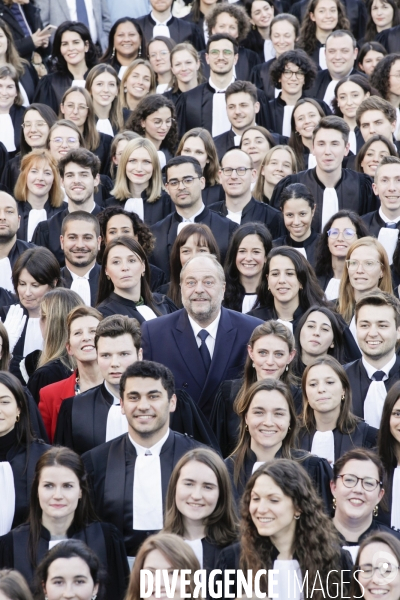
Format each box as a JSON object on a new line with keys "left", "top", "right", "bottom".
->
{"left": 198, "top": 330, "right": 211, "bottom": 371}
{"left": 76, "top": 0, "right": 89, "bottom": 29}
{"left": 386, "top": 223, "right": 397, "bottom": 229}
{"left": 373, "top": 370, "right": 386, "bottom": 381}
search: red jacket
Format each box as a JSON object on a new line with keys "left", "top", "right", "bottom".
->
{"left": 38, "top": 371, "right": 77, "bottom": 442}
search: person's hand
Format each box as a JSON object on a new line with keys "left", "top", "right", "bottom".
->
{"left": 2, "top": 304, "right": 27, "bottom": 353}
{"left": 31, "top": 28, "right": 52, "bottom": 48}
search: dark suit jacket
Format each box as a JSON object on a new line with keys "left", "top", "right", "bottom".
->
{"left": 305, "top": 68, "right": 364, "bottom": 101}
{"left": 213, "top": 129, "right": 284, "bottom": 162}
{"left": 362, "top": 210, "right": 400, "bottom": 238}
{"left": 141, "top": 307, "right": 263, "bottom": 419}
{"left": 251, "top": 58, "right": 276, "bottom": 100}
{"left": 0, "top": 0, "right": 47, "bottom": 59}
{"left": 376, "top": 25, "right": 400, "bottom": 54}
{"left": 60, "top": 263, "right": 101, "bottom": 307}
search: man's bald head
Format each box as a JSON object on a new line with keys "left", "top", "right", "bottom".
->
{"left": 221, "top": 148, "right": 254, "bottom": 169}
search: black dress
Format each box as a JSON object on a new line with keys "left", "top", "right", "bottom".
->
{"left": 96, "top": 291, "right": 178, "bottom": 321}
{"left": 105, "top": 189, "right": 174, "bottom": 227}
{"left": 0, "top": 521, "right": 130, "bottom": 599}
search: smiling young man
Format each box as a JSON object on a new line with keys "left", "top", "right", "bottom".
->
{"left": 82, "top": 360, "right": 203, "bottom": 559}
{"left": 54, "top": 314, "right": 142, "bottom": 454}
{"left": 32, "top": 149, "right": 102, "bottom": 266}
{"left": 356, "top": 96, "right": 399, "bottom": 152}
{"left": 271, "top": 115, "right": 379, "bottom": 232}
{"left": 344, "top": 292, "right": 400, "bottom": 427}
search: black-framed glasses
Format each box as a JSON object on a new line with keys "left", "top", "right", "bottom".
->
{"left": 336, "top": 474, "right": 382, "bottom": 491}
{"left": 282, "top": 69, "right": 305, "bottom": 78}
{"left": 220, "top": 167, "right": 252, "bottom": 177}
{"left": 327, "top": 227, "right": 356, "bottom": 240}
{"left": 166, "top": 175, "right": 201, "bottom": 189}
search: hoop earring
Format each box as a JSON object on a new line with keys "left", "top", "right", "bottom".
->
{"left": 341, "top": 394, "right": 345, "bottom": 401}
{"left": 332, "top": 498, "right": 336, "bottom": 510}
{"left": 373, "top": 505, "right": 379, "bottom": 518}
{"left": 294, "top": 515, "right": 300, "bottom": 520}
{"left": 111, "top": 46, "right": 115, "bottom": 58}
{"left": 15, "top": 414, "right": 20, "bottom": 422}
{"left": 245, "top": 424, "right": 248, "bottom": 431}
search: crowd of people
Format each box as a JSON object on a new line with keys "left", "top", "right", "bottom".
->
{"left": 1, "top": 0, "right": 400, "bottom": 598}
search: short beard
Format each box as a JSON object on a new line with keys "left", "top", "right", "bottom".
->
{"left": 0, "top": 230, "right": 17, "bottom": 244}
{"left": 65, "top": 252, "right": 96, "bottom": 269}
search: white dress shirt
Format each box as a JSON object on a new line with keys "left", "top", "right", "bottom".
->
{"left": 65, "top": 0, "right": 98, "bottom": 43}
{"left": 176, "top": 202, "right": 205, "bottom": 234}
{"left": 0, "top": 257, "right": 13, "bottom": 292}
{"left": 391, "top": 466, "right": 400, "bottom": 530}
{"left": 69, "top": 266, "right": 93, "bottom": 306}
{"left": 0, "top": 462, "right": 15, "bottom": 535}
{"left": 362, "top": 354, "right": 396, "bottom": 428}
{"left": 105, "top": 381, "right": 128, "bottom": 442}
{"left": 188, "top": 311, "right": 221, "bottom": 359}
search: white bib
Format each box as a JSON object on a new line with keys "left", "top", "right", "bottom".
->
{"left": 133, "top": 453, "right": 163, "bottom": 530}
{"left": 311, "top": 430, "right": 335, "bottom": 465}
{"left": 136, "top": 305, "right": 158, "bottom": 321}
{"left": 321, "top": 188, "right": 339, "bottom": 232}
{"left": 0, "top": 256, "right": 13, "bottom": 292}
{"left": 364, "top": 381, "right": 387, "bottom": 428}
{"left": 242, "top": 294, "right": 257, "bottom": 314}
{"left": 27, "top": 208, "right": 47, "bottom": 242}
{"left": 212, "top": 91, "right": 231, "bottom": 137}
{"left": 0, "top": 462, "right": 15, "bottom": 535}
{"left": 319, "top": 46, "right": 327, "bottom": 70}
{"left": 378, "top": 227, "right": 398, "bottom": 265}
{"left": 105, "top": 404, "right": 129, "bottom": 442}
{"left": 343, "top": 545, "right": 359, "bottom": 564}
{"left": 70, "top": 275, "right": 91, "bottom": 306}
{"left": 96, "top": 118, "right": 114, "bottom": 137}
{"left": 23, "top": 317, "right": 43, "bottom": 357}
{"left": 124, "top": 197, "right": 144, "bottom": 222}
{"left": 324, "top": 277, "right": 341, "bottom": 301}
{"left": 282, "top": 104, "right": 294, "bottom": 137}
{"left": 391, "top": 466, "right": 400, "bottom": 530}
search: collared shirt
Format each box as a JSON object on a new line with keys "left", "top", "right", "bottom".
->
{"left": 68, "top": 265, "right": 94, "bottom": 306}
{"left": 176, "top": 202, "right": 205, "bottom": 234}
{"left": 104, "top": 381, "right": 120, "bottom": 405}
{"left": 65, "top": 0, "right": 97, "bottom": 43}
{"left": 362, "top": 354, "right": 397, "bottom": 381}
{"left": 151, "top": 11, "right": 172, "bottom": 37}
{"left": 208, "top": 77, "right": 235, "bottom": 137}
{"left": 188, "top": 311, "right": 221, "bottom": 359}
{"left": 129, "top": 428, "right": 170, "bottom": 456}
{"left": 379, "top": 207, "right": 400, "bottom": 225}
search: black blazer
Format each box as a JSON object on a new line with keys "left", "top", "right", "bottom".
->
{"left": 273, "top": 230, "right": 319, "bottom": 267}
{"left": 105, "top": 189, "right": 174, "bottom": 227}
{"left": 135, "top": 13, "right": 205, "bottom": 51}
{"left": 376, "top": 25, "right": 400, "bottom": 54}
{"left": 305, "top": 68, "right": 365, "bottom": 101}
{"left": 362, "top": 210, "right": 400, "bottom": 238}
{"left": 209, "top": 196, "right": 285, "bottom": 239}
{"left": 150, "top": 206, "right": 238, "bottom": 279}
{"left": 141, "top": 307, "right": 263, "bottom": 419}
{"left": 251, "top": 58, "right": 276, "bottom": 100}
{"left": 60, "top": 263, "right": 101, "bottom": 307}
{"left": 267, "top": 94, "right": 331, "bottom": 135}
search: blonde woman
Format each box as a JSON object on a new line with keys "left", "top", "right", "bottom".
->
{"left": 106, "top": 137, "right": 173, "bottom": 226}
{"left": 164, "top": 43, "right": 204, "bottom": 106}
{"left": 119, "top": 58, "right": 156, "bottom": 113}
{"left": 253, "top": 144, "right": 297, "bottom": 204}
{"left": 14, "top": 149, "right": 65, "bottom": 242}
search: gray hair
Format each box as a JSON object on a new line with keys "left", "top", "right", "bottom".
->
{"left": 180, "top": 253, "right": 225, "bottom": 283}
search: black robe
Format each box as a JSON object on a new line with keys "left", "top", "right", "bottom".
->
{"left": 213, "top": 128, "right": 284, "bottom": 162}
{"left": 163, "top": 88, "right": 182, "bottom": 107}
{"left": 176, "top": 82, "right": 273, "bottom": 138}
{"left": 82, "top": 430, "right": 204, "bottom": 556}
{"left": 298, "top": 422, "right": 378, "bottom": 461}
{"left": 16, "top": 199, "right": 68, "bottom": 242}
{"left": 202, "top": 183, "right": 225, "bottom": 206}
{"left": 305, "top": 68, "right": 364, "bottom": 101}
{"left": 270, "top": 167, "right": 379, "bottom": 233}
{"left": 96, "top": 291, "right": 178, "bottom": 320}
{"left": 376, "top": 467, "right": 400, "bottom": 530}
{"left": 60, "top": 263, "right": 101, "bottom": 307}
{"left": 93, "top": 132, "right": 113, "bottom": 176}
{"left": 105, "top": 189, "right": 174, "bottom": 228}
{"left": 199, "top": 46, "right": 261, "bottom": 82}
{"left": 267, "top": 94, "right": 332, "bottom": 135}
{"left": 0, "top": 0, "right": 48, "bottom": 60}
{"left": 251, "top": 58, "right": 276, "bottom": 100}
{"left": 273, "top": 230, "right": 319, "bottom": 267}
{"left": 290, "top": 0, "right": 367, "bottom": 41}
{"left": 376, "top": 25, "right": 400, "bottom": 54}
{"left": 25, "top": 387, "right": 49, "bottom": 442}
{"left": 249, "top": 303, "right": 305, "bottom": 335}
{"left": 54, "top": 383, "right": 220, "bottom": 454}
{"left": 2, "top": 105, "right": 25, "bottom": 157}
{"left": 33, "top": 70, "right": 87, "bottom": 114}
{"left": 27, "top": 357, "right": 72, "bottom": 405}
{"left": 210, "top": 378, "right": 303, "bottom": 458}
{"left": 209, "top": 196, "right": 285, "bottom": 239}
{"left": 336, "top": 519, "right": 400, "bottom": 553}
{"left": 0, "top": 287, "right": 14, "bottom": 306}
{"left": 135, "top": 13, "right": 205, "bottom": 51}
{"left": 0, "top": 521, "right": 129, "bottom": 600}
{"left": 150, "top": 206, "right": 238, "bottom": 279}
{"left": 6, "top": 238, "right": 35, "bottom": 269}
{"left": 344, "top": 355, "right": 400, "bottom": 419}
{"left": 225, "top": 447, "right": 333, "bottom": 510}
{"left": 0, "top": 304, "right": 34, "bottom": 384}
{"left": 361, "top": 210, "right": 400, "bottom": 238}
{"left": 1, "top": 153, "right": 20, "bottom": 194}
{"left": 31, "top": 204, "right": 103, "bottom": 267}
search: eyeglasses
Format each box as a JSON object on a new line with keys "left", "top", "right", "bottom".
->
{"left": 149, "top": 50, "right": 169, "bottom": 59}
{"left": 357, "top": 563, "right": 399, "bottom": 580}
{"left": 336, "top": 474, "right": 382, "bottom": 491}
{"left": 50, "top": 137, "right": 79, "bottom": 146}
{"left": 220, "top": 167, "right": 252, "bottom": 176}
{"left": 149, "top": 118, "right": 173, "bottom": 128}
{"left": 345, "top": 259, "right": 383, "bottom": 272}
{"left": 282, "top": 69, "right": 305, "bottom": 79}
{"left": 209, "top": 49, "right": 234, "bottom": 56}
{"left": 63, "top": 103, "right": 89, "bottom": 112}
{"left": 166, "top": 175, "right": 201, "bottom": 189}
{"left": 327, "top": 227, "right": 356, "bottom": 239}
{"left": 22, "top": 121, "right": 47, "bottom": 129}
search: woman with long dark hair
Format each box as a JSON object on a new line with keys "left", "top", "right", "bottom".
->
{"left": 355, "top": 133, "right": 397, "bottom": 176}
{"left": 364, "top": 0, "right": 400, "bottom": 43}
{"left": 248, "top": 246, "right": 326, "bottom": 334}
{"left": 314, "top": 209, "right": 370, "bottom": 299}
{"left": 85, "top": 64, "right": 123, "bottom": 136}
{"left": 96, "top": 237, "right": 177, "bottom": 322}
{"left": 0, "top": 372, "right": 49, "bottom": 535}
{"left": 289, "top": 98, "right": 325, "bottom": 171}
{"left": 100, "top": 17, "right": 145, "bottom": 78}
{"left": 211, "top": 320, "right": 301, "bottom": 458}
{"left": 0, "top": 447, "right": 129, "bottom": 598}
{"left": 223, "top": 223, "right": 272, "bottom": 314}
{"left": 357, "top": 41, "right": 387, "bottom": 77}
{"left": 242, "top": 0, "right": 277, "bottom": 63}
{"left": 299, "top": 356, "right": 378, "bottom": 462}
{"left": 33, "top": 22, "right": 97, "bottom": 113}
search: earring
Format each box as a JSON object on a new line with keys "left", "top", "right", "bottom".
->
{"left": 92, "top": 596, "right": 97, "bottom": 600}
{"left": 252, "top": 362, "right": 255, "bottom": 368}
{"left": 245, "top": 424, "right": 249, "bottom": 431}
{"left": 15, "top": 414, "right": 20, "bottom": 422}
{"left": 332, "top": 498, "right": 336, "bottom": 510}
{"left": 288, "top": 426, "right": 291, "bottom": 430}
{"left": 124, "top": 87, "right": 127, "bottom": 93}
{"left": 106, "top": 275, "right": 110, "bottom": 280}
{"left": 138, "top": 46, "right": 142, "bottom": 57}
{"left": 294, "top": 514, "right": 300, "bottom": 520}
{"left": 111, "top": 46, "right": 115, "bottom": 58}
{"left": 341, "top": 394, "right": 345, "bottom": 401}
{"left": 285, "top": 365, "right": 289, "bottom": 372}
{"left": 373, "top": 505, "right": 379, "bottom": 518}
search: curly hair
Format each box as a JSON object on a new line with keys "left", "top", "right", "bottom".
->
{"left": 52, "top": 21, "right": 97, "bottom": 75}
{"left": 364, "top": 0, "right": 400, "bottom": 43}
{"left": 205, "top": 3, "right": 251, "bottom": 42}
{"left": 269, "top": 49, "right": 317, "bottom": 90}
{"left": 331, "top": 74, "right": 375, "bottom": 117}
{"left": 125, "top": 94, "right": 178, "bottom": 155}
{"left": 370, "top": 53, "right": 400, "bottom": 104}
{"left": 298, "top": 0, "right": 350, "bottom": 56}
{"left": 97, "top": 206, "right": 155, "bottom": 262}
{"left": 240, "top": 460, "right": 343, "bottom": 598}
{"left": 314, "top": 210, "right": 369, "bottom": 277}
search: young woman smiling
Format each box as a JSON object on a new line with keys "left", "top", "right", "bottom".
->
{"left": 101, "top": 17, "right": 145, "bottom": 78}
{"left": 357, "top": 41, "right": 387, "bottom": 77}
{"left": 0, "top": 447, "right": 129, "bottom": 598}
{"left": 332, "top": 75, "right": 372, "bottom": 155}
{"left": 298, "top": 356, "right": 378, "bottom": 464}
{"left": 85, "top": 64, "right": 123, "bottom": 136}
{"left": 0, "top": 64, "right": 25, "bottom": 156}
{"left": 289, "top": 98, "right": 325, "bottom": 171}
{"left": 240, "top": 125, "right": 275, "bottom": 174}
{"left": 119, "top": 59, "right": 156, "bottom": 114}
{"left": 364, "top": 0, "right": 400, "bottom": 43}
{"left": 253, "top": 145, "right": 297, "bottom": 204}
{"left": 147, "top": 36, "right": 176, "bottom": 94}
{"left": 355, "top": 134, "right": 397, "bottom": 177}
{"left": 164, "top": 43, "right": 203, "bottom": 106}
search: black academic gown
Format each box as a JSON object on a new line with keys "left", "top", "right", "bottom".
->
{"left": 150, "top": 207, "right": 238, "bottom": 279}
{"left": 16, "top": 199, "right": 68, "bottom": 242}
{"left": 210, "top": 378, "right": 303, "bottom": 458}
{"left": 0, "top": 431, "right": 50, "bottom": 530}
{"left": 305, "top": 68, "right": 364, "bottom": 101}
{"left": 96, "top": 291, "right": 178, "bottom": 320}
{"left": 105, "top": 189, "right": 174, "bottom": 228}
{"left": 6, "top": 239, "right": 35, "bottom": 269}
{"left": 249, "top": 303, "right": 305, "bottom": 335}
{"left": 82, "top": 430, "right": 204, "bottom": 556}
{"left": 361, "top": 210, "right": 400, "bottom": 238}
{"left": 60, "top": 263, "right": 101, "bottom": 307}
{"left": 267, "top": 95, "right": 331, "bottom": 135}
{"left": 33, "top": 70, "right": 87, "bottom": 114}
{"left": 31, "top": 204, "right": 103, "bottom": 267}
{"left": 209, "top": 196, "right": 285, "bottom": 239}
{"left": 2, "top": 105, "right": 25, "bottom": 157}
{"left": 213, "top": 128, "right": 284, "bottom": 162}
{"left": 199, "top": 46, "right": 261, "bottom": 81}
{"left": 298, "top": 422, "right": 378, "bottom": 461}
{"left": 202, "top": 183, "right": 225, "bottom": 206}
{"left": 251, "top": 58, "right": 276, "bottom": 100}
{"left": 135, "top": 13, "right": 205, "bottom": 51}
{"left": 0, "top": 304, "right": 36, "bottom": 384}
{"left": 0, "top": 287, "right": 14, "bottom": 306}
{"left": 25, "top": 387, "right": 49, "bottom": 442}
{"left": 176, "top": 83, "right": 273, "bottom": 137}
{"left": 376, "top": 467, "right": 399, "bottom": 530}
{"left": 225, "top": 447, "right": 333, "bottom": 510}
{"left": 1, "top": 153, "right": 20, "bottom": 194}
{"left": 27, "top": 358, "right": 72, "bottom": 405}
{"left": 273, "top": 230, "right": 319, "bottom": 268}
{"left": 336, "top": 520, "right": 400, "bottom": 556}
{"left": 344, "top": 356, "right": 400, "bottom": 419}
{"left": 0, "top": 521, "right": 130, "bottom": 600}
{"left": 376, "top": 25, "right": 400, "bottom": 54}
{"left": 270, "top": 167, "right": 379, "bottom": 233}
{"left": 93, "top": 132, "right": 113, "bottom": 176}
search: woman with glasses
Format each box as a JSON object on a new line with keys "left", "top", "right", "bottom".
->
{"left": 126, "top": 94, "right": 178, "bottom": 169}
{"left": 0, "top": 103, "right": 57, "bottom": 198}
{"left": 273, "top": 183, "right": 318, "bottom": 268}
{"left": 288, "top": 98, "right": 326, "bottom": 171}
{"left": 356, "top": 134, "right": 397, "bottom": 177}
{"left": 32, "top": 22, "right": 97, "bottom": 114}
{"left": 299, "top": 356, "right": 378, "bottom": 465}
{"left": 314, "top": 210, "right": 370, "bottom": 300}
{"left": 60, "top": 87, "right": 113, "bottom": 176}
{"left": 331, "top": 448, "right": 396, "bottom": 563}
{"left": 337, "top": 238, "right": 392, "bottom": 335}
{"left": 267, "top": 49, "right": 330, "bottom": 137}
{"left": 351, "top": 532, "right": 400, "bottom": 600}
{"left": 253, "top": 145, "right": 298, "bottom": 205}
{"left": 147, "top": 36, "right": 176, "bottom": 94}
